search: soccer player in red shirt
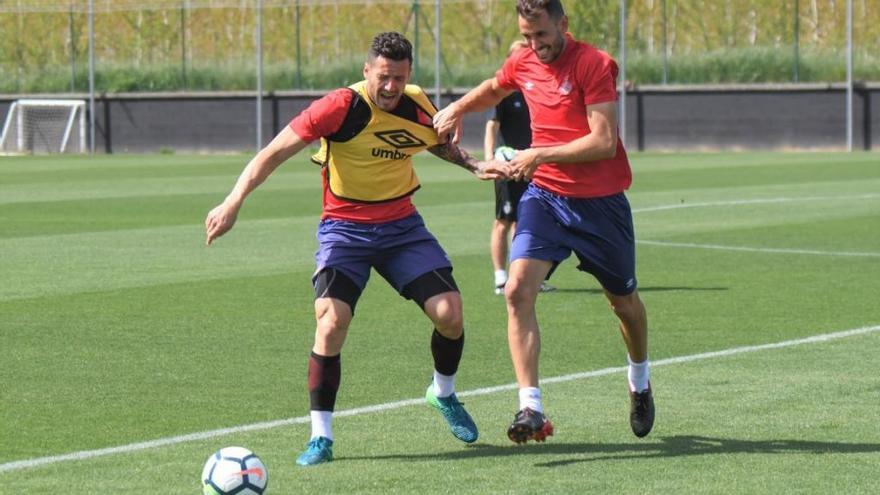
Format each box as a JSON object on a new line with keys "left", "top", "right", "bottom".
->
{"left": 434, "top": 0, "right": 655, "bottom": 443}
{"left": 206, "top": 32, "right": 507, "bottom": 466}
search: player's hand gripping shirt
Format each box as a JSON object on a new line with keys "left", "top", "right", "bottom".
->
{"left": 290, "top": 80, "right": 439, "bottom": 222}
{"left": 496, "top": 33, "right": 632, "bottom": 198}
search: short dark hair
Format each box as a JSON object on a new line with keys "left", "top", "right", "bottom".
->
{"left": 368, "top": 32, "right": 413, "bottom": 64}
{"left": 516, "top": 0, "right": 566, "bottom": 21}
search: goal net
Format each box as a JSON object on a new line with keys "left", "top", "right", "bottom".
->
{"left": 0, "top": 99, "right": 87, "bottom": 154}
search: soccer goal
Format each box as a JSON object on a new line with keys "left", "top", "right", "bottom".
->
{"left": 0, "top": 99, "right": 87, "bottom": 154}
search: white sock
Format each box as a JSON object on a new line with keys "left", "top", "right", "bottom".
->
{"left": 310, "top": 410, "right": 333, "bottom": 441}
{"left": 494, "top": 269, "right": 508, "bottom": 287}
{"left": 627, "top": 355, "right": 650, "bottom": 393}
{"left": 518, "top": 387, "right": 543, "bottom": 413}
{"left": 432, "top": 370, "right": 456, "bottom": 398}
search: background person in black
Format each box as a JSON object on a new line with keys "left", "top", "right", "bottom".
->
{"left": 484, "top": 41, "right": 555, "bottom": 295}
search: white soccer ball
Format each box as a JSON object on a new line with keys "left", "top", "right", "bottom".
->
{"left": 493, "top": 145, "right": 517, "bottom": 162}
{"left": 202, "top": 446, "right": 269, "bottom": 495}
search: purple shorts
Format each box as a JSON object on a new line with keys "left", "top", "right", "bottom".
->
{"left": 510, "top": 183, "right": 638, "bottom": 295}
{"left": 314, "top": 213, "right": 452, "bottom": 294}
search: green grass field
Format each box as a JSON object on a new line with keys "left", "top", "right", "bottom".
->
{"left": 1, "top": 151, "right": 878, "bottom": 494}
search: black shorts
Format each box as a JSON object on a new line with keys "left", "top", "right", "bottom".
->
{"left": 494, "top": 179, "right": 530, "bottom": 221}
{"left": 314, "top": 267, "right": 459, "bottom": 313}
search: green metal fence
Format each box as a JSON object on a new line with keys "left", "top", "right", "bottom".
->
{"left": 2, "top": 0, "right": 877, "bottom": 152}
{"left": 1, "top": 0, "right": 878, "bottom": 94}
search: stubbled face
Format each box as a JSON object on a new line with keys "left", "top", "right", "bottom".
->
{"left": 363, "top": 56, "right": 411, "bottom": 111}
{"left": 518, "top": 10, "right": 568, "bottom": 64}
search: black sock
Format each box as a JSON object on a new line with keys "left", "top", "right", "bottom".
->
{"left": 431, "top": 329, "right": 463, "bottom": 376}
{"left": 308, "top": 352, "right": 340, "bottom": 411}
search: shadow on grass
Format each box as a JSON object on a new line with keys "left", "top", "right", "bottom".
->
{"left": 550, "top": 286, "right": 729, "bottom": 294}
{"left": 338, "top": 435, "right": 880, "bottom": 467}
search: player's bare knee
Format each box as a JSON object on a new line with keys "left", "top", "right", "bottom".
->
{"left": 314, "top": 317, "right": 348, "bottom": 351}
{"left": 426, "top": 293, "right": 463, "bottom": 336}
{"left": 404, "top": 268, "right": 461, "bottom": 333}
{"left": 314, "top": 300, "right": 350, "bottom": 344}
{"left": 316, "top": 310, "right": 347, "bottom": 331}
{"left": 504, "top": 278, "right": 537, "bottom": 310}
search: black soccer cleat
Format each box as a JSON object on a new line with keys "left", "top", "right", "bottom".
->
{"left": 629, "top": 384, "right": 655, "bottom": 438}
{"left": 507, "top": 407, "right": 554, "bottom": 444}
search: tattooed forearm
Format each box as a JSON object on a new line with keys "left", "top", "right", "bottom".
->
{"left": 428, "top": 142, "right": 482, "bottom": 174}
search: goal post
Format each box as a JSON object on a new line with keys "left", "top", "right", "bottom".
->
{"left": 0, "top": 99, "right": 87, "bottom": 154}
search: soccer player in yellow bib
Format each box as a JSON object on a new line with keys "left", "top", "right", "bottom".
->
{"left": 205, "top": 32, "right": 509, "bottom": 466}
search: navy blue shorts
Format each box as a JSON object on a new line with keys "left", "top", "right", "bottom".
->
{"left": 313, "top": 213, "right": 452, "bottom": 294}
{"left": 510, "top": 183, "right": 638, "bottom": 295}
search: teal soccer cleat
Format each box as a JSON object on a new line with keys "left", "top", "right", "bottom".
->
{"left": 296, "top": 436, "right": 334, "bottom": 466}
{"left": 426, "top": 387, "right": 479, "bottom": 443}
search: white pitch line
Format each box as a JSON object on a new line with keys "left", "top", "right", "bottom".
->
{"left": 631, "top": 193, "right": 880, "bottom": 258}
{"left": 636, "top": 239, "right": 880, "bottom": 258}
{"left": 2, "top": 323, "right": 879, "bottom": 474}
{"left": 631, "top": 193, "right": 880, "bottom": 214}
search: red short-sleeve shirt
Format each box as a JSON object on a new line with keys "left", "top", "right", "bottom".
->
{"left": 496, "top": 33, "right": 631, "bottom": 198}
{"left": 289, "top": 89, "right": 417, "bottom": 223}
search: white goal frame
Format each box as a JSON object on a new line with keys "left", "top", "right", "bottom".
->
{"left": 0, "top": 99, "right": 87, "bottom": 154}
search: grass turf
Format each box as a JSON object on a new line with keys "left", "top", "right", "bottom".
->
{"left": 0, "top": 151, "right": 878, "bottom": 493}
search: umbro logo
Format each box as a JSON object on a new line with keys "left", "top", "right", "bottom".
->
{"left": 524, "top": 81, "right": 535, "bottom": 91}
{"left": 374, "top": 129, "right": 426, "bottom": 149}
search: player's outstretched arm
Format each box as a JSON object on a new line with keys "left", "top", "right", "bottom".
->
{"left": 427, "top": 141, "right": 510, "bottom": 181}
{"left": 205, "top": 126, "right": 310, "bottom": 245}
{"left": 433, "top": 77, "right": 511, "bottom": 144}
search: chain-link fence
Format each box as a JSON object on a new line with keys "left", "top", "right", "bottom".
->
{"left": 2, "top": 0, "right": 878, "bottom": 94}
{"left": 1, "top": 0, "right": 878, "bottom": 153}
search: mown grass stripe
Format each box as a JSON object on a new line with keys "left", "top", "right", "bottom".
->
{"left": 3, "top": 323, "right": 877, "bottom": 474}
{"left": 637, "top": 240, "right": 880, "bottom": 257}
